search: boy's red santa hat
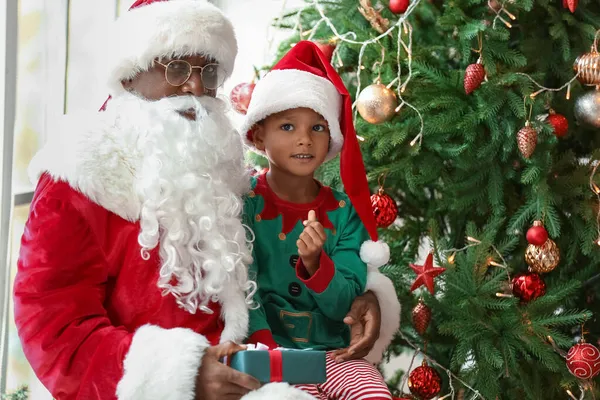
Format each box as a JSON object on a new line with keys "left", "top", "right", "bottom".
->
{"left": 103, "top": 0, "right": 237, "bottom": 96}
{"left": 240, "top": 41, "right": 390, "bottom": 268}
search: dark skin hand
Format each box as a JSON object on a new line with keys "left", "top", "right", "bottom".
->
{"left": 331, "top": 291, "right": 381, "bottom": 363}
{"left": 195, "top": 342, "right": 261, "bottom": 400}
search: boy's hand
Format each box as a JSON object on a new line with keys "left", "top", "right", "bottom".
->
{"left": 297, "top": 210, "right": 326, "bottom": 275}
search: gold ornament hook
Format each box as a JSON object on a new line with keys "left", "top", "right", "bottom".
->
{"left": 378, "top": 170, "right": 389, "bottom": 189}
{"left": 593, "top": 28, "right": 600, "bottom": 53}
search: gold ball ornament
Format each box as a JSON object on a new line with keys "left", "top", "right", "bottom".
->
{"left": 574, "top": 46, "right": 600, "bottom": 86}
{"left": 356, "top": 83, "right": 398, "bottom": 124}
{"left": 525, "top": 239, "right": 560, "bottom": 274}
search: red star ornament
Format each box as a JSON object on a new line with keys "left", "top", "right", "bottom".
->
{"left": 409, "top": 253, "right": 446, "bottom": 295}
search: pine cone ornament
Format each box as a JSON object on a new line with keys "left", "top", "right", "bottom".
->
{"left": 412, "top": 299, "right": 432, "bottom": 335}
{"left": 517, "top": 122, "right": 537, "bottom": 159}
{"left": 547, "top": 111, "right": 569, "bottom": 138}
{"left": 563, "top": 0, "right": 578, "bottom": 13}
{"left": 464, "top": 62, "right": 485, "bottom": 94}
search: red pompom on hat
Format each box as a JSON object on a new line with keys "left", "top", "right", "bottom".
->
{"left": 240, "top": 41, "right": 390, "bottom": 268}
{"left": 102, "top": 0, "right": 237, "bottom": 96}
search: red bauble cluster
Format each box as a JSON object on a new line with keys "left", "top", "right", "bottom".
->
{"left": 230, "top": 82, "right": 255, "bottom": 115}
{"left": 526, "top": 220, "right": 549, "bottom": 246}
{"left": 547, "top": 112, "right": 569, "bottom": 138}
{"left": 512, "top": 272, "right": 546, "bottom": 303}
{"left": 389, "top": 0, "right": 410, "bottom": 14}
{"left": 464, "top": 62, "right": 486, "bottom": 94}
{"left": 371, "top": 188, "right": 398, "bottom": 228}
{"left": 408, "top": 364, "right": 442, "bottom": 400}
{"left": 566, "top": 342, "right": 600, "bottom": 379}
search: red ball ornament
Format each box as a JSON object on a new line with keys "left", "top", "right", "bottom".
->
{"left": 389, "top": 0, "right": 410, "bottom": 14}
{"left": 547, "top": 112, "right": 569, "bottom": 138}
{"left": 566, "top": 342, "right": 600, "bottom": 379}
{"left": 371, "top": 188, "right": 398, "bottom": 228}
{"left": 512, "top": 272, "right": 546, "bottom": 303}
{"left": 526, "top": 220, "right": 549, "bottom": 246}
{"left": 229, "top": 82, "right": 255, "bottom": 115}
{"left": 464, "top": 62, "right": 486, "bottom": 95}
{"left": 313, "top": 41, "right": 336, "bottom": 62}
{"left": 408, "top": 364, "right": 442, "bottom": 400}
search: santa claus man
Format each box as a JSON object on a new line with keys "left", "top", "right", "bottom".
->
{"left": 13, "top": 1, "right": 400, "bottom": 399}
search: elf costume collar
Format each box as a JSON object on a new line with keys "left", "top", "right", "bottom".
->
{"left": 250, "top": 173, "right": 340, "bottom": 236}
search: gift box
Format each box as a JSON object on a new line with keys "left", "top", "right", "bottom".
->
{"left": 229, "top": 349, "right": 327, "bottom": 384}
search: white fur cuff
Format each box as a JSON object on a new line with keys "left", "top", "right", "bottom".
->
{"left": 364, "top": 271, "right": 401, "bottom": 364}
{"left": 242, "top": 383, "right": 316, "bottom": 400}
{"left": 116, "top": 324, "right": 210, "bottom": 400}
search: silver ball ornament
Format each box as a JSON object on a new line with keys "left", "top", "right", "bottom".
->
{"left": 575, "top": 90, "right": 600, "bottom": 128}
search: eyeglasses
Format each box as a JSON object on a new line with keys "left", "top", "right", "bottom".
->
{"left": 154, "top": 59, "right": 226, "bottom": 90}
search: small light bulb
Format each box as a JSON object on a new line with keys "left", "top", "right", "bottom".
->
{"left": 447, "top": 252, "right": 456, "bottom": 264}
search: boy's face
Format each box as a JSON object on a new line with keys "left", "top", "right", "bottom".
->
{"left": 253, "top": 108, "right": 330, "bottom": 177}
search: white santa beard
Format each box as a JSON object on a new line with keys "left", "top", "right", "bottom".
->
{"left": 110, "top": 92, "right": 254, "bottom": 314}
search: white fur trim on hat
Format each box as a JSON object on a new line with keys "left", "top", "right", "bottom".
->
{"left": 104, "top": 0, "right": 237, "bottom": 95}
{"left": 360, "top": 240, "right": 391, "bottom": 269}
{"left": 240, "top": 69, "right": 343, "bottom": 162}
{"left": 364, "top": 270, "right": 401, "bottom": 364}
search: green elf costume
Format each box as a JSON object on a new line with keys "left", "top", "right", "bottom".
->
{"left": 239, "top": 40, "right": 400, "bottom": 364}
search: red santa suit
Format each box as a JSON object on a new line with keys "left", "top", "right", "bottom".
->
{"left": 13, "top": 1, "right": 401, "bottom": 400}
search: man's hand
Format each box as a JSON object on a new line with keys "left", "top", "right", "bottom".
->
{"left": 297, "top": 210, "right": 326, "bottom": 275}
{"left": 195, "top": 342, "right": 261, "bottom": 400}
{"left": 331, "top": 291, "right": 381, "bottom": 363}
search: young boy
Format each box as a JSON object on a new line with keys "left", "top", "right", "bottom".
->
{"left": 240, "top": 41, "right": 393, "bottom": 399}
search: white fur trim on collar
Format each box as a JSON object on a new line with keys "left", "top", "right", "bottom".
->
{"left": 29, "top": 111, "right": 142, "bottom": 222}
{"left": 104, "top": 0, "right": 237, "bottom": 95}
{"left": 240, "top": 69, "right": 343, "bottom": 162}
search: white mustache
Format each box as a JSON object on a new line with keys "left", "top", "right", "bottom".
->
{"left": 153, "top": 95, "right": 225, "bottom": 117}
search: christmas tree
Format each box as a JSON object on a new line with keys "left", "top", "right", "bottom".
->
{"left": 237, "top": 0, "right": 600, "bottom": 398}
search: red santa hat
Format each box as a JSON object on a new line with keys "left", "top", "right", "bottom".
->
{"left": 240, "top": 41, "right": 390, "bottom": 268}
{"left": 104, "top": 0, "right": 237, "bottom": 95}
